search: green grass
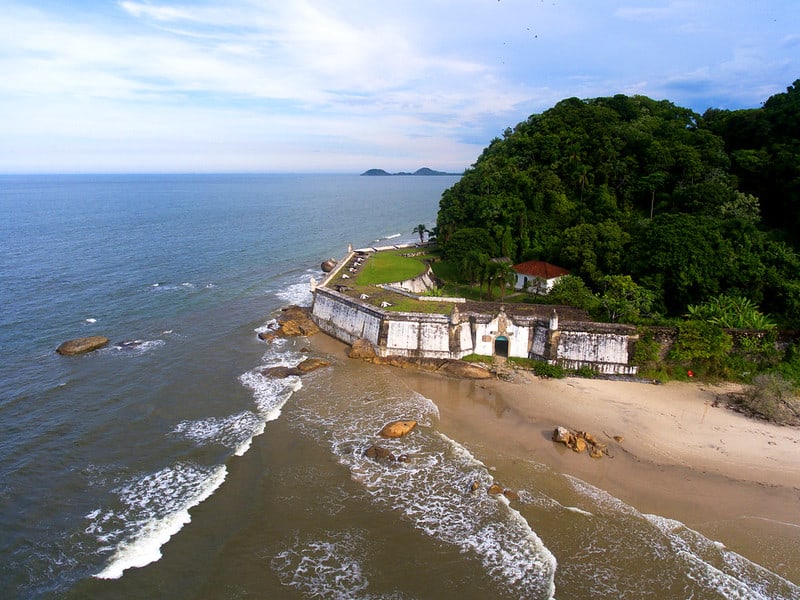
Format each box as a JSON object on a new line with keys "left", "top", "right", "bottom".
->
{"left": 356, "top": 251, "right": 427, "bottom": 285}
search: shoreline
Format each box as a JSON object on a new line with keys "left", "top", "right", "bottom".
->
{"left": 309, "top": 332, "right": 800, "bottom": 584}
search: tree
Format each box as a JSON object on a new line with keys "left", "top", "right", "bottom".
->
{"left": 546, "top": 275, "right": 601, "bottom": 315}
{"left": 412, "top": 224, "right": 428, "bottom": 244}
{"left": 442, "top": 227, "right": 499, "bottom": 264}
{"left": 600, "top": 275, "right": 654, "bottom": 323}
{"left": 487, "top": 260, "right": 517, "bottom": 301}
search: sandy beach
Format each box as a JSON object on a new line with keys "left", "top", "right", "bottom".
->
{"left": 311, "top": 332, "right": 800, "bottom": 584}
{"left": 400, "top": 368, "right": 800, "bottom": 583}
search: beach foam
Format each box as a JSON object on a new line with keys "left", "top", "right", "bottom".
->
{"left": 293, "top": 386, "right": 557, "bottom": 599}
{"left": 173, "top": 411, "right": 264, "bottom": 457}
{"left": 90, "top": 462, "right": 227, "bottom": 579}
{"left": 564, "top": 475, "right": 800, "bottom": 598}
{"left": 271, "top": 530, "right": 371, "bottom": 600}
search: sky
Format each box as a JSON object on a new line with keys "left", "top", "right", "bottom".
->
{"left": 1, "top": 1, "right": 798, "bottom": 174}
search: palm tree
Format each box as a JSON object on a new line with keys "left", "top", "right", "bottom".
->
{"left": 488, "top": 261, "right": 517, "bottom": 301}
{"left": 412, "top": 224, "right": 428, "bottom": 244}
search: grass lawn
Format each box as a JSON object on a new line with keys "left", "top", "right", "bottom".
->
{"left": 356, "top": 250, "right": 428, "bottom": 285}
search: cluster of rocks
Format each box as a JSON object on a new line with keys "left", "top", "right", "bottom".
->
{"left": 470, "top": 480, "right": 520, "bottom": 502}
{"left": 258, "top": 305, "right": 319, "bottom": 342}
{"left": 363, "top": 419, "right": 417, "bottom": 464}
{"left": 261, "top": 357, "right": 331, "bottom": 379}
{"left": 552, "top": 426, "right": 616, "bottom": 459}
{"left": 348, "top": 338, "right": 492, "bottom": 379}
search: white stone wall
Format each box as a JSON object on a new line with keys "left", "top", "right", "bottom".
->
{"left": 386, "top": 320, "right": 419, "bottom": 351}
{"left": 312, "top": 291, "right": 382, "bottom": 345}
{"left": 557, "top": 331, "right": 629, "bottom": 364}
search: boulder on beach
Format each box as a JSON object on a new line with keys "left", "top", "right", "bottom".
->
{"left": 552, "top": 426, "right": 611, "bottom": 459}
{"left": 378, "top": 420, "right": 417, "bottom": 438}
{"left": 348, "top": 338, "right": 376, "bottom": 359}
{"left": 56, "top": 336, "right": 110, "bottom": 355}
{"left": 352, "top": 349, "right": 492, "bottom": 380}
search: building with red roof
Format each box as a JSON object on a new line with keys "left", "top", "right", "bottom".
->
{"left": 511, "top": 260, "right": 570, "bottom": 294}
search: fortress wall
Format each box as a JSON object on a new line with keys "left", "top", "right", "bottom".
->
{"left": 557, "top": 331, "right": 631, "bottom": 364}
{"left": 311, "top": 288, "right": 383, "bottom": 345}
{"left": 310, "top": 287, "right": 639, "bottom": 373}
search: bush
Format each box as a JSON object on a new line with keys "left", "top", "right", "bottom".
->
{"left": 735, "top": 373, "right": 800, "bottom": 424}
{"left": 533, "top": 361, "right": 565, "bottom": 378}
{"left": 573, "top": 365, "right": 597, "bottom": 378}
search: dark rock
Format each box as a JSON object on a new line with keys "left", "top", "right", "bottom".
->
{"left": 261, "top": 366, "right": 302, "bottom": 378}
{"left": 56, "top": 336, "right": 110, "bottom": 355}
{"left": 364, "top": 445, "right": 396, "bottom": 461}
{"left": 321, "top": 259, "right": 337, "bottom": 272}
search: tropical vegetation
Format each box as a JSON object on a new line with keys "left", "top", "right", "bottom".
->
{"left": 436, "top": 80, "right": 800, "bottom": 330}
{"left": 433, "top": 79, "right": 800, "bottom": 398}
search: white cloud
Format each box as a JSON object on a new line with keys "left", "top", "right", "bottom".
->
{"left": 1, "top": 0, "right": 799, "bottom": 172}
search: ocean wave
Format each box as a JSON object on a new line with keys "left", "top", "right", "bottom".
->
{"left": 294, "top": 388, "right": 557, "bottom": 599}
{"left": 173, "top": 411, "right": 265, "bottom": 457}
{"left": 565, "top": 475, "right": 800, "bottom": 598}
{"left": 275, "top": 280, "right": 313, "bottom": 307}
{"left": 90, "top": 462, "right": 227, "bottom": 579}
{"left": 106, "top": 339, "right": 166, "bottom": 355}
{"left": 645, "top": 514, "right": 800, "bottom": 600}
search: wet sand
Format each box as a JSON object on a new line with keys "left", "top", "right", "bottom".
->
{"left": 310, "top": 333, "right": 800, "bottom": 584}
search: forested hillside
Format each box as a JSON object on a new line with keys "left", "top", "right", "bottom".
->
{"left": 437, "top": 81, "right": 800, "bottom": 327}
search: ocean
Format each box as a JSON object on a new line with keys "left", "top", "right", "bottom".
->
{"left": 1, "top": 174, "right": 797, "bottom": 599}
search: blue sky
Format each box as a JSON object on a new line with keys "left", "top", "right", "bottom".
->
{"left": 1, "top": 1, "right": 798, "bottom": 173}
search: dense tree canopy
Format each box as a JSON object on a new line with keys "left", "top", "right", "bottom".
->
{"left": 437, "top": 83, "right": 800, "bottom": 327}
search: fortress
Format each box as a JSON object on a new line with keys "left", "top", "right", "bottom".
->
{"left": 310, "top": 245, "right": 640, "bottom": 376}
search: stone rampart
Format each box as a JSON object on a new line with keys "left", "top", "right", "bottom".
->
{"left": 310, "top": 286, "right": 639, "bottom": 373}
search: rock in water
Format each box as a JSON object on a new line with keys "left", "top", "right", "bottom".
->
{"left": 295, "top": 357, "right": 331, "bottom": 373}
{"left": 261, "top": 366, "right": 301, "bottom": 378}
{"left": 378, "top": 420, "right": 417, "bottom": 438}
{"left": 56, "top": 336, "right": 110, "bottom": 355}
{"left": 321, "top": 259, "right": 337, "bottom": 273}
{"left": 364, "top": 445, "right": 396, "bottom": 461}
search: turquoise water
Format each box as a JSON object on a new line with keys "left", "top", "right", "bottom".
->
{"left": 1, "top": 174, "right": 798, "bottom": 599}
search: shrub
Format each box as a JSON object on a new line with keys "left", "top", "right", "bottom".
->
{"left": 736, "top": 373, "right": 800, "bottom": 424}
{"left": 533, "top": 361, "right": 565, "bottom": 378}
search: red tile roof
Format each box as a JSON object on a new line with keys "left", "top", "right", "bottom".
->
{"left": 512, "top": 260, "right": 569, "bottom": 280}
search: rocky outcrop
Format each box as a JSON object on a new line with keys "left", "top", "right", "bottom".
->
{"left": 378, "top": 420, "right": 417, "bottom": 438}
{"left": 363, "top": 444, "right": 410, "bottom": 462}
{"left": 261, "top": 357, "right": 331, "bottom": 379}
{"left": 347, "top": 339, "right": 492, "bottom": 379}
{"left": 295, "top": 357, "right": 331, "bottom": 373}
{"left": 259, "top": 305, "right": 319, "bottom": 342}
{"left": 366, "top": 355, "right": 492, "bottom": 379}
{"left": 552, "top": 427, "right": 612, "bottom": 459}
{"left": 348, "top": 338, "right": 376, "bottom": 359}
{"left": 56, "top": 336, "right": 110, "bottom": 355}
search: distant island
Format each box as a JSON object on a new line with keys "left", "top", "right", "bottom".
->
{"left": 361, "top": 167, "right": 460, "bottom": 176}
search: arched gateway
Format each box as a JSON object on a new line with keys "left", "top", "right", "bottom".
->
{"left": 494, "top": 335, "right": 509, "bottom": 358}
